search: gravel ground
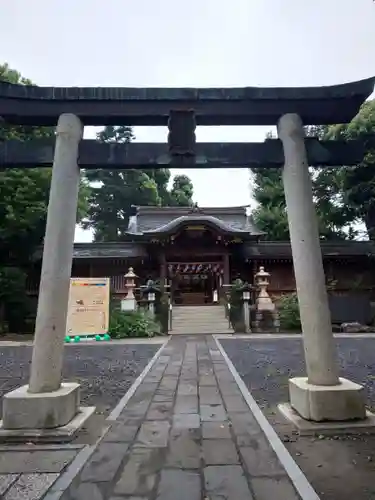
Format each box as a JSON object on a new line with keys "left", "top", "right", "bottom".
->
{"left": 221, "top": 337, "right": 375, "bottom": 411}
{"left": 0, "top": 343, "right": 159, "bottom": 417}
{"left": 221, "top": 337, "right": 375, "bottom": 500}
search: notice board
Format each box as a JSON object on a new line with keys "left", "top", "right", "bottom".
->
{"left": 66, "top": 277, "right": 110, "bottom": 336}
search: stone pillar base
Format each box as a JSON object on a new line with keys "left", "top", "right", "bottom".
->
{"left": 2, "top": 382, "right": 80, "bottom": 429}
{"left": 289, "top": 377, "right": 366, "bottom": 422}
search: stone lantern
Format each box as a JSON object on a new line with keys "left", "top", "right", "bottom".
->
{"left": 254, "top": 266, "right": 279, "bottom": 332}
{"left": 255, "top": 267, "right": 274, "bottom": 311}
{"left": 142, "top": 279, "right": 161, "bottom": 318}
{"left": 121, "top": 267, "right": 137, "bottom": 311}
{"left": 235, "top": 282, "right": 253, "bottom": 333}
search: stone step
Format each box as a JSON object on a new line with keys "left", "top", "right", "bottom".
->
{"left": 171, "top": 327, "right": 230, "bottom": 332}
{"left": 173, "top": 314, "right": 226, "bottom": 317}
{"left": 173, "top": 320, "right": 228, "bottom": 323}
{"left": 172, "top": 318, "right": 228, "bottom": 322}
{"left": 172, "top": 308, "right": 224, "bottom": 314}
{"left": 173, "top": 308, "right": 225, "bottom": 311}
{"left": 171, "top": 324, "right": 232, "bottom": 331}
{"left": 172, "top": 325, "right": 230, "bottom": 330}
{"left": 173, "top": 314, "right": 228, "bottom": 319}
{"left": 172, "top": 314, "right": 225, "bottom": 319}
{"left": 170, "top": 305, "right": 232, "bottom": 335}
{"left": 170, "top": 330, "right": 232, "bottom": 335}
{"left": 173, "top": 321, "right": 229, "bottom": 326}
{"left": 171, "top": 326, "right": 231, "bottom": 330}
{"left": 173, "top": 318, "right": 228, "bottom": 321}
{"left": 172, "top": 324, "right": 230, "bottom": 329}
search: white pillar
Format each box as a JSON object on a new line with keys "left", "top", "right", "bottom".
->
{"left": 277, "top": 114, "right": 366, "bottom": 422}
{"left": 29, "top": 113, "right": 83, "bottom": 393}
{"left": 277, "top": 113, "right": 338, "bottom": 386}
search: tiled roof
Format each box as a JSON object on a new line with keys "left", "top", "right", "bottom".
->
{"left": 72, "top": 243, "right": 147, "bottom": 259}
{"left": 33, "top": 243, "right": 147, "bottom": 261}
{"left": 242, "top": 241, "right": 375, "bottom": 258}
{"left": 34, "top": 240, "right": 375, "bottom": 261}
{"left": 133, "top": 206, "right": 264, "bottom": 236}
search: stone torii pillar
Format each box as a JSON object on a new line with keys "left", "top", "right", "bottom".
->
{"left": 277, "top": 113, "right": 366, "bottom": 423}
{"left": 1, "top": 114, "right": 94, "bottom": 435}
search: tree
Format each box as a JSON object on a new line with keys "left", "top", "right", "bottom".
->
{"left": 0, "top": 64, "right": 90, "bottom": 263}
{"left": 251, "top": 127, "right": 358, "bottom": 240}
{"left": 168, "top": 175, "right": 194, "bottom": 206}
{"left": 83, "top": 126, "right": 194, "bottom": 241}
{"left": 325, "top": 100, "right": 375, "bottom": 240}
{"left": 0, "top": 63, "right": 90, "bottom": 331}
{"left": 251, "top": 167, "right": 289, "bottom": 240}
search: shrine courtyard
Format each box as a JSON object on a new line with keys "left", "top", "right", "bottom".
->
{"left": 1, "top": 76, "right": 375, "bottom": 499}
{"left": 0, "top": 334, "right": 374, "bottom": 500}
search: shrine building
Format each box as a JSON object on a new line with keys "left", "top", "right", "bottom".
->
{"left": 27, "top": 204, "right": 375, "bottom": 321}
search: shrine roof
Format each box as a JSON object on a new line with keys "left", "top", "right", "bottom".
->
{"left": 34, "top": 242, "right": 147, "bottom": 260}
{"left": 33, "top": 240, "right": 375, "bottom": 261}
{"left": 129, "top": 205, "right": 264, "bottom": 237}
{"left": 0, "top": 77, "right": 373, "bottom": 126}
{"left": 242, "top": 241, "right": 375, "bottom": 258}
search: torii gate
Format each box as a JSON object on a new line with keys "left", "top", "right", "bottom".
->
{"left": 0, "top": 77, "right": 374, "bottom": 438}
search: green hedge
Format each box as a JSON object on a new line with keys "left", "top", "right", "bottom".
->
{"left": 0, "top": 266, "right": 34, "bottom": 335}
{"left": 108, "top": 309, "right": 162, "bottom": 339}
{"left": 277, "top": 293, "right": 301, "bottom": 331}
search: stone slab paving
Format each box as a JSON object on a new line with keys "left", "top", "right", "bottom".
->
{"left": 0, "top": 343, "right": 161, "bottom": 499}
{"left": 0, "top": 445, "right": 83, "bottom": 499}
{"left": 61, "top": 335, "right": 306, "bottom": 499}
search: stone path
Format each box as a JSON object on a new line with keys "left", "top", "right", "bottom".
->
{"left": 60, "top": 335, "right": 307, "bottom": 499}
{"left": 0, "top": 444, "right": 84, "bottom": 499}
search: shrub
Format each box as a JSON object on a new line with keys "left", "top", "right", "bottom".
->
{"left": 108, "top": 309, "right": 162, "bottom": 339}
{"left": 0, "top": 266, "right": 32, "bottom": 334}
{"left": 278, "top": 293, "right": 301, "bottom": 331}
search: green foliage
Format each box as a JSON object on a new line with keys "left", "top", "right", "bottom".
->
{"left": 0, "top": 267, "right": 32, "bottom": 334}
{"left": 0, "top": 64, "right": 53, "bottom": 143}
{"left": 251, "top": 123, "right": 362, "bottom": 241}
{"left": 0, "top": 63, "right": 90, "bottom": 255}
{"left": 169, "top": 175, "right": 194, "bottom": 207}
{"left": 252, "top": 167, "right": 289, "bottom": 240}
{"left": 0, "top": 62, "right": 90, "bottom": 333}
{"left": 108, "top": 309, "right": 162, "bottom": 338}
{"left": 325, "top": 100, "right": 375, "bottom": 240}
{"left": 278, "top": 293, "right": 301, "bottom": 331}
{"left": 83, "top": 126, "right": 194, "bottom": 241}
{"left": 83, "top": 124, "right": 159, "bottom": 241}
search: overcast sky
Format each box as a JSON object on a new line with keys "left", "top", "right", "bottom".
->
{"left": 1, "top": 0, "right": 374, "bottom": 242}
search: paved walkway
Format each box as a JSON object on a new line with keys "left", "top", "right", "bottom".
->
{"left": 55, "top": 335, "right": 312, "bottom": 500}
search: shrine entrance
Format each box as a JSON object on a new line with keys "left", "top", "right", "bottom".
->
{"left": 1, "top": 76, "right": 373, "bottom": 435}
{"left": 167, "top": 262, "right": 223, "bottom": 305}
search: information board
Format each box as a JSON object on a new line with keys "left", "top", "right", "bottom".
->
{"left": 66, "top": 277, "right": 110, "bottom": 337}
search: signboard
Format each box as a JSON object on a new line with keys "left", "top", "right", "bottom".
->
{"left": 66, "top": 277, "right": 110, "bottom": 337}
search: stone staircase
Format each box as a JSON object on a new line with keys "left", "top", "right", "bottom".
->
{"left": 170, "top": 305, "right": 233, "bottom": 335}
